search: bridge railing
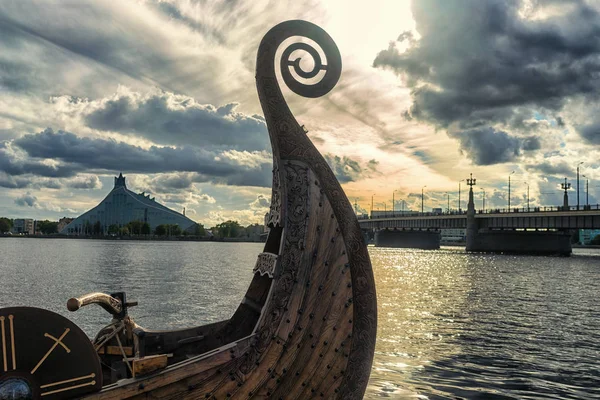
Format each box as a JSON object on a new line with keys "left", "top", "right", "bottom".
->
{"left": 359, "top": 204, "right": 600, "bottom": 220}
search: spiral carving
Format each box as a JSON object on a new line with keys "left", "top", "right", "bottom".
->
{"left": 256, "top": 20, "right": 342, "bottom": 99}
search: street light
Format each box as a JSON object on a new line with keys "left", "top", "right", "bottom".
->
{"left": 577, "top": 162, "right": 584, "bottom": 210}
{"left": 445, "top": 192, "right": 450, "bottom": 213}
{"left": 458, "top": 179, "right": 465, "bottom": 212}
{"left": 508, "top": 171, "right": 515, "bottom": 211}
{"left": 371, "top": 194, "right": 375, "bottom": 216}
{"left": 421, "top": 185, "right": 427, "bottom": 213}
{"left": 561, "top": 178, "right": 571, "bottom": 210}
{"left": 583, "top": 175, "right": 589, "bottom": 206}
{"left": 524, "top": 181, "right": 530, "bottom": 211}
{"left": 481, "top": 188, "right": 486, "bottom": 212}
{"left": 393, "top": 189, "right": 400, "bottom": 215}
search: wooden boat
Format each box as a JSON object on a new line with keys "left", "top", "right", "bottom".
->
{"left": 0, "top": 20, "right": 377, "bottom": 400}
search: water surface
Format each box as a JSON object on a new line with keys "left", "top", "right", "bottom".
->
{"left": 1, "top": 239, "right": 598, "bottom": 399}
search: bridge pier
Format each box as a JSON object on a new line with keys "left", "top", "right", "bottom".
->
{"left": 374, "top": 228, "right": 440, "bottom": 249}
{"left": 466, "top": 185, "right": 572, "bottom": 256}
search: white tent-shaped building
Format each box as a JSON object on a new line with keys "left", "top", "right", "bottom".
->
{"left": 61, "top": 173, "right": 197, "bottom": 235}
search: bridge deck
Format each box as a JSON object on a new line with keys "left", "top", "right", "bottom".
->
{"left": 359, "top": 209, "right": 600, "bottom": 230}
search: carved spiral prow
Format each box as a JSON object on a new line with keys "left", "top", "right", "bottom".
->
{"left": 256, "top": 20, "right": 342, "bottom": 99}
{"left": 256, "top": 20, "right": 344, "bottom": 229}
{"left": 256, "top": 21, "right": 376, "bottom": 400}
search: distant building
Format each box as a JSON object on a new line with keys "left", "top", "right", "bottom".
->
{"left": 12, "top": 219, "right": 34, "bottom": 235}
{"left": 441, "top": 228, "right": 466, "bottom": 243}
{"left": 579, "top": 229, "right": 600, "bottom": 244}
{"left": 61, "top": 173, "right": 197, "bottom": 235}
{"left": 245, "top": 223, "right": 264, "bottom": 241}
{"left": 57, "top": 217, "right": 74, "bottom": 233}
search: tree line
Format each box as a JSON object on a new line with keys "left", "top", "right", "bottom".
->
{"left": 0, "top": 217, "right": 264, "bottom": 239}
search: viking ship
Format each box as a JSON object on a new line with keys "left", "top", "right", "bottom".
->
{"left": 0, "top": 20, "right": 377, "bottom": 400}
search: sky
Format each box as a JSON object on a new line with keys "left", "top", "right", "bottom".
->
{"left": 1, "top": 0, "right": 600, "bottom": 226}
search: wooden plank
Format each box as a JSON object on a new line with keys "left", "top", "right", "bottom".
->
{"left": 132, "top": 355, "right": 168, "bottom": 378}
{"left": 97, "top": 346, "right": 133, "bottom": 357}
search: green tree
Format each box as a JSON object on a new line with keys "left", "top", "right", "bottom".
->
{"left": 119, "top": 226, "right": 130, "bottom": 236}
{"left": 108, "top": 224, "right": 119, "bottom": 234}
{"left": 127, "top": 220, "right": 143, "bottom": 235}
{"left": 591, "top": 234, "right": 600, "bottom": 245}
{"left": 169, "top": 224, "right": 182, "bottom": 236}
{"left": 0, "top": 217, "right": 12, "bottom": 233}
{"left": 38, "top": 220, "right": 58, "bottom": 234}
{"left": 194, "top": 223, "right": 206, "bottom": 237}
{"left": 215, "top": 220, "right": 241, "bottom": 238}
{"left": 155, "top": 224, "right": 167, "bottom": 236}
{"left": 141, "top": 222, "right": 151, "bottom": 235}
{"left": 93, "top": 221, "right": 102, "bottom": 235}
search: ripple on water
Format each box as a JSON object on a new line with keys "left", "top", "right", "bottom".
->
{"left": 1, "top": 240, "right": 599, "bottom": 399}
{"left": 366, "top": 246, "right": 600, "bottom": 399}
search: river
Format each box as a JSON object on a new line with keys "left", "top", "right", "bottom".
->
{"left": 1, "top": 238, "right": 599, "bottom": 399}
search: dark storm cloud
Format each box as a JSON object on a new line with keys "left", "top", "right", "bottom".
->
{"left": 522, "top": 136, "right": 541, "bottom": 151}
{"left": 0, "top": 174, "right": 32, "bottom": 189}
{"left": 526, "top": 160, "right": 573, "bottom": 176}
{"left": 0, "top": 141, "right": 80, "bottom": 178}
{"left": 578, "top": 120, "right": 600, "bottom": 145}
{"left": 452, "top": 127, "right": 540, "bottom": 165}
{"left": 0, "top": 171, "right": 100, "bottom": 190}
{"left": 12, "top": 128, "right": 271, "bottom": 187}
{"left": 84, "top": 92, "right": 268, "bottom": 151}
{"left": 374, "top": 0, "right": 600, "bottom": 159}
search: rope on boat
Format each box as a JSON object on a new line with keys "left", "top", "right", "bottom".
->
{"left": 94, "top": 320, "right": 133, "bottom": 376}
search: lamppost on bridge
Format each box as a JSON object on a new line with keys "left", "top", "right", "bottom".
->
{"left": 508, "top": 171, "right": 515, "bottom": 211}
{"left": 524, "top": 181, "right": 530, "bottom": 212}
{"left": 561, "top": 178, "right": 571, "bottom": 210}
{"left": 577, "top": 162, "right": 584, "bottom": 210}
{"left": 371, "top": 194, "right": 375, "bottom": 216}
{"left": 421, "top": 186, "right": 427, "bottom": 213}
{"left": 445, "top": 192, "right": 450, "bottom": 213}
{"left": 392, "top": 190, "right": 400, "bottom": 215}
{"left": 481, "top": 188, "right": 486, "bottom": 212}
{"left": 583, "top": 175, "right": 589, "bottom": 207}
{"left": 467, "top": 174, "right": 476, "bottom": 205}
{"left": 458, "top": 179, "right": 465, "bottom": 212}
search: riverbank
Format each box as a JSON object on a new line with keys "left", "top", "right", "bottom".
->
{"left": 0, "top": 233, "right": 265, "bottom": 243}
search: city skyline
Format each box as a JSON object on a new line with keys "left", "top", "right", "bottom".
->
{"left": 1, "top": 0, "right": 600, "bottom": 225}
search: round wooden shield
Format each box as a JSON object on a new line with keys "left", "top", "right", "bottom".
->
{"left": 0, "top": 307, "right": 102, "bottom": 400}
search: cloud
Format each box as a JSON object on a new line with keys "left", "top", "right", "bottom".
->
{"left": 323, "top": 154, "right": 378, "bottom": 183}
{"left": 451, "top": 127, "right": 539, "bottom": 165}
{"left": 526, "top": 160, "right": 573, "bottom": 177}
{"left": 14, "top": 192, "right": 37, "bottom": 207}
{"left": 82, "top": 90, "right": 268, "bottom": 151}
{"left": 12, "top": 128, "right": 272, "bottom": 187}
{"left": 67, "top": 175, "right": 102, "bottom": 189}
{"left": 249, "top": 194, "right": 270, "bottom": 209}
{"left": 0, "top": 171, "right": 101, "bottom": 190}
{"left": 0, "top": 140, "right": 79, "bottom": 178}
{"left": 374, "top": 0, "right": 600, "bottom": 158}
{"left": 578, "top": 120, "right": 600, "bottom": 145}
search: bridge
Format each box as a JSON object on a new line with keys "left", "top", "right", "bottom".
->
{"left": 358, "top": 205, "right": 600, "bottom": 231}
